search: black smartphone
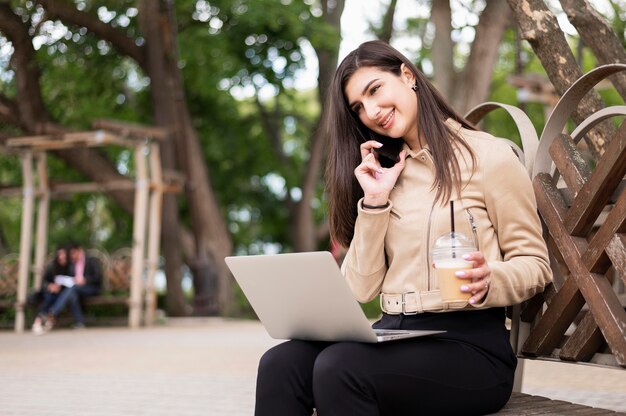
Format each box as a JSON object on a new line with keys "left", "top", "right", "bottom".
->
{"left": 370, "top": 132, "right": 402, "bottom": 168}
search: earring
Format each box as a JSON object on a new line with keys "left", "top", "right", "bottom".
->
{"left": 411, "top": 84, "right": 418, "bottom": 92}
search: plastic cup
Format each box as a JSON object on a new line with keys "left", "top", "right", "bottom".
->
{"left": 432, "top": 232, "right": 476, "bottom": 303}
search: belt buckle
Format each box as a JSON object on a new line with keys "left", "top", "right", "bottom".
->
{"left": 402, "top": 292, "right": 418, "bottom": 315}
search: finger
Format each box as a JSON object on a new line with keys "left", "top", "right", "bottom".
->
{"left": 357, "top": 161, "right": 384, "bottom": 177}
{"left": 461, "top": 279, "right": 489, "bottom": 304}
{"left": 469, "top": 286, "right": 489, "bottom": 304}
{"left": 461, "top": 251, "right": 485, "bottom": 265}
{"left": 356, "top": 153, "right": 382, "bottom": 171}
{"left": 454, "top": 266, "right": 490, "bottom": 280}
{"left": 461, "top": 278, "right": 490, "bottom": 295}
{"left": 360, "top": 140, "right": 383, "bottom": 159}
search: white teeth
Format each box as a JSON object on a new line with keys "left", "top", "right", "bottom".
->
{"left": 382, "top": 110, "right": 394, "bottom": 127}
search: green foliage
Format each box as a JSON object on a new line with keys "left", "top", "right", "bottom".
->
{"left": 361, "top": 296, "right": 383, "bottom": 320}
{"left": 1, "top": 0, "right": 338, "bottom": 281}
{"left": 174, "top": 0, "right": 332, "bottom": 254}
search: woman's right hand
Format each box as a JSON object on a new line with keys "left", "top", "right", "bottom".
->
{"left": 355, "top": 141, "right": 406, "bottom": 205}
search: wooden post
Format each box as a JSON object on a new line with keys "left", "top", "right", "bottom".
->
{"left": 144, "top": 143, "right": 163, "bottom": 326}
{"left": 15, "top": 152, "right": 35, "bottom": 333}
{"left": 33, "top": 153, "right": 49, "bottom": 290}
{"left": 129, "top": 144, "right": 149, "bottom": 328}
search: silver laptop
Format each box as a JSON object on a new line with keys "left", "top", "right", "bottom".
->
{"left": 224, "top": 251, "right": 444, "bottom": 343}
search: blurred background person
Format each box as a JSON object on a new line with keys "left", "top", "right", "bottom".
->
{"left": 31, "top": 245, "right": 72, "bottom": 335}
{"left": 40, "top": 242, "right": 102, "bottom": 332}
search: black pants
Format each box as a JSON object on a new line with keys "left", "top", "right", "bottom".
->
{"left": 255, "top": 308, "right": 516, "bottom": 416}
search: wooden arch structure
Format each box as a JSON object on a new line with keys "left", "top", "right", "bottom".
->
{"left": 3, "top": 120, "right": 174, "bottom": 332}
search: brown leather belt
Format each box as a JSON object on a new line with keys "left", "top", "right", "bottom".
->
{"left": 380, "top": 291, "right": 468, "bottom": 314}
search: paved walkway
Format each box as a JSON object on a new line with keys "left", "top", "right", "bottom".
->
{"left": 1, "top": 318, "right": 624, "bottom": 415}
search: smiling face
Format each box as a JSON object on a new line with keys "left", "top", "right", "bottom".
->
{"left": 344, "top": 64, "right": 420, "bottom": 148}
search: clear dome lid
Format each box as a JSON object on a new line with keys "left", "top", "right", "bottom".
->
{"left": 431, "top": 232, "right": 476, "bottom": 260}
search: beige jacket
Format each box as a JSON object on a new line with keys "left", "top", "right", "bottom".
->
{"left": 341, "top": 119, "right": 552, "bottom": 312}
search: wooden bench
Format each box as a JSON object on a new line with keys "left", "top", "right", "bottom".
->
{"left": 0, "top": 247, "right": 132, "bottom": 321}
{"left": 465, "top": 64, "right": 626, "bottom": 414}
{"left": 490, "top": 393, "right": 623, "bottom": 415}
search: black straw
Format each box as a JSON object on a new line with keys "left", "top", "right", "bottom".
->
{"left": 450, "top": 201, "right": 456, "bottom": 258}
{"left": 450, "top": 201, "right": 455, "bottom": 235}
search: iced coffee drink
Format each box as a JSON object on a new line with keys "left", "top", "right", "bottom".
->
{"left": 432, "top": 232, "right": 476, "bottom": 303}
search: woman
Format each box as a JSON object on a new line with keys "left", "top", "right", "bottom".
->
{"left": 31, "top": 245, "right": 71, "bottom": 335}
{"left": 256, "top": 41, "right": 552, "bottom": 415}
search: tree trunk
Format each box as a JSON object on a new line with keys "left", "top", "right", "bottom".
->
{"left": 378, "top": 0, "right": 398, "bottom": 44}
{"left": 506, "top": 0, "right": 614, "bottom": 157}
{"left": 560, "top": 0, "right": 626, "bottom": 101}
{"left": 455, "top": 0, "right": 513, "bottom": 114}
{"left": 292, "top": 0, "right": 345, "bottom": 252}
{"left": 138, "top": 0, "right": 233, "bottom": 314}
{"left": 430, "top": 0, "right": 455, "bottom": 100}
{"left": 0, "top": 5, "right": 50, "bottom": 131}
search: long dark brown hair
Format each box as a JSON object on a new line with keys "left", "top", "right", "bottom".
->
{"left": 324, "top": 40, "right": 477, "bottom": 248}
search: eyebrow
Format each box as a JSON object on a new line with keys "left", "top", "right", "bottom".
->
{"left": 348, "top": 78, "right": 380, "bottom": 108}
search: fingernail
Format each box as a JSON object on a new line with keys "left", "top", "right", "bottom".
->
{"left": 377, "top": 169, "right": 384, "bottom": 174}
{"left": 469, "top": 298, "right": 475, "bottom": 304}
{"left": 460, "top": 285, "right": 469, "bottom": 292}
{"left": 374, "top": 172, "right": 380, "bottom": 180}
{"left": 375, "top": 141, "right": 383, "bottom": 147}
{"left": 455, "top": 271, "right": 466, "bottom": 277}
{"left": 462, "top": 254, "right": 471, "bottom": 260}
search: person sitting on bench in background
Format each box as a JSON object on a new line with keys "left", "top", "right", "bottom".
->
{"left": 31, "top": 245, "right": 71, "bottom": 335}
{"left": 42, "top": 242, "right": 102, "bottom": 331}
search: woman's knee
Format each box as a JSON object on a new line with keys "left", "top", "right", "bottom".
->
{"left": 258, "top": 343, "right": 289, "bottom": 379}
{"left": 312, "top": 343, "right": 379, "bottom": 414}
{"left": 258, "top": 340, "right": 323, "bottom": 382}
{"left": 312, "top": 343, "right": 368, "bottom": 388}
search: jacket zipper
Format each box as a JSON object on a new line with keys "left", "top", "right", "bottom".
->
{"left": 425, "top": 194, "right": 439, "bottom": 291}
{"left": 423, "top": 149, "right": 438, "bottom": 291}
{"left": 466, "top": 208, "right": 479, "bottom": 249}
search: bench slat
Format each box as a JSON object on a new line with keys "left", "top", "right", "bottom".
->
{"left": 563, "top": 123, "right": 626, "bottom": 236}
{"left": 522, "top": 277, "right": 584, "bottom": 356}
{"left": 83, "top": 295, "right": 129, "bottom": 306}
{"left": 490, "top": 393, "right": 622, "bottom": 415}
{"left": 560, "top": 310, "right": 605, "bottom": 362}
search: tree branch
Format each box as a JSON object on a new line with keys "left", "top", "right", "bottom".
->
{"left": 0, "top": 4, "right": 49, "bottom": 131}
{"left": 254, "top": 95, "right": 288, "bottom": 166}
{"left": 507, "top": 0, "right": 614, "bottom": 158}
{"left": 377, "top": 0, "right": 398, "bottom": 43}
{"left": 560, "top": 0, "right": 626, "bottom": 101}
{"left": 35, "top": 0, "right": 147, "bottom": 71}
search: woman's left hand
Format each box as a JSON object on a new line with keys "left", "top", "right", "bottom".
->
{"left": 455, "top": 251, "right": 492, "bottom": 305}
